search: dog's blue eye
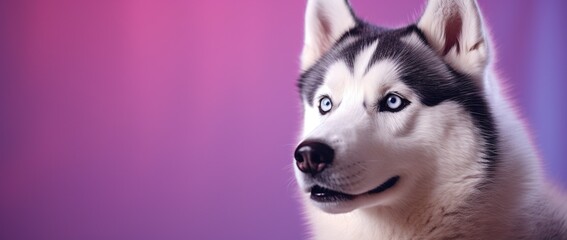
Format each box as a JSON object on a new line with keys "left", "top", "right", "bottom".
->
{"left": 379, "top": 93, "right": 410, "bottom": 112}
{"left": 319, "top": 97, "right": 333, "bottom": 114}
{"left": 387, "top": 95, "right": 402, "bottom": 109}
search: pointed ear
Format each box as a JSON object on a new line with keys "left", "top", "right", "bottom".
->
{"left": 301, "top": 0, "right": 357, "bottom": 70}
{"left": 418, "top": 0, "right": 490, "bottom": 78}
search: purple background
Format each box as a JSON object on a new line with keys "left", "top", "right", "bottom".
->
{"left": 0, "top": 0, "right": 566, "bottom": 239}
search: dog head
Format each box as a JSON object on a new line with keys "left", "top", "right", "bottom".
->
{"left": 294, "top": 0, "right": 497, "bottom": 214}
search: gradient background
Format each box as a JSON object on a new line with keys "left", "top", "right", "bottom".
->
{"left": 0, "top": 0, "right": 566, "bottom": 239}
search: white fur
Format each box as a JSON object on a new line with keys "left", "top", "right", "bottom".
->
{"left": 301, "top": 0, "right": 357, "bottom": 70}
{"left": 296, "top": 0, "right": 567, "bottom": 239}
{"left": 418, "top": 0, "right": 489, "bottom": 80}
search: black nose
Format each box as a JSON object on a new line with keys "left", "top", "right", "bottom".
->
{"left": 294, "top": 140, "right": 335, "bottom": 175}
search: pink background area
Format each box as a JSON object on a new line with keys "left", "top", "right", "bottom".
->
{"left": 1, "top": 0, "right": 566, "bottom": 239}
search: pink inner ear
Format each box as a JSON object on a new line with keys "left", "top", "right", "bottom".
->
{"left": 442, "top": 14, "right": 462, "bottom": 56}
{"left": 317, "top": 12, "right": 333, "bottom": 52}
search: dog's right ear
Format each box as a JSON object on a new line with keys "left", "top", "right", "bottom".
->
{"left": 417, "top": 0, "right": 490, "bottom": 79}
{"left": 301, "top": 0, "right": 357, "bottom": 70}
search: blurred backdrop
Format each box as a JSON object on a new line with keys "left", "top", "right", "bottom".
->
{"left": 0, "top": 0, "right": 566, "bottom": 239}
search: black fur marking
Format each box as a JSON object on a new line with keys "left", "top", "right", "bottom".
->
{"left": 297, "top": 23, "right": 498, "bottom": 175}
{"left": 443, "top": 211, "right": 461, "bottom": 217}
{"left": 298, "top": 23, "right": 384, "bottom": 106}
{"left": 406, "top": 25, "right": 430, "bottom": 47}
{"left": 343, "top": 0, "right": 358, "bottom": 24}
{"left": 428, "top": 225, "right": 439, "bottom": 234}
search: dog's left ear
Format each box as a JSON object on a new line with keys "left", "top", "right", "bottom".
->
{"left": 418, "top": 0, "right": 490, "bottom": 78}
{"left": 301, "top": 0, "right": 357, "bottom": 70}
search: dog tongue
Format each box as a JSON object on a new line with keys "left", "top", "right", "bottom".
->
{"left": 310, "top": 186, "right": 354, "bottom": 202}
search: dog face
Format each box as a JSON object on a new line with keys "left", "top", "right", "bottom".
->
{"left": 294, "top": 0, "right": 496, "bottom": 214}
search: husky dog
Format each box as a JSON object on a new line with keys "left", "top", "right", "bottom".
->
{"left": 293, "top": 0, "right": 567, "bottom": 239}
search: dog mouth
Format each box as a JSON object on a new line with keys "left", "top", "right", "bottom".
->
{"left": 310, "top": 176, "right": 400, "bottom": 202}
